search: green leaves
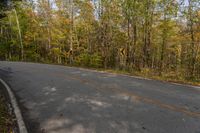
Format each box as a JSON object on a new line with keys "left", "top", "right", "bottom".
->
{"left": 75, "top": 53, "right": 103, "bottom": 68}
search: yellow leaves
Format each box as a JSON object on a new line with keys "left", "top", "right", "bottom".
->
{"left": 51, "top": 48, "right": 60, "bottom": 55}
{"left": 63, "top": 18, "right": 71, "bottom": 25}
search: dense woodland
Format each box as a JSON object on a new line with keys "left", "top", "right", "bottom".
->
{"left": 0, "top": 0, "right": 200, "bottom": 82}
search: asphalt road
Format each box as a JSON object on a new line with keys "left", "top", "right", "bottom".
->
{"left": 0, "top": 61, "right": 200, "bottom": 133}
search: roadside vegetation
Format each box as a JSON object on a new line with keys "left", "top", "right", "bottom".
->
{"left": 0, "top": 0, "right": 200, "bottom": 85}
{"left": 0, "top": 91, "right": 17, "bottom": 133}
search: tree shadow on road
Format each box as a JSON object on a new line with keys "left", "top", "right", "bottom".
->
{"left": 23, "top": 84, "right": 147, "bottom": 133}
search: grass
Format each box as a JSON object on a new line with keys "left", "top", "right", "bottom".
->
{"left": 0, "top": 92, "right": 16, "bottom": 133}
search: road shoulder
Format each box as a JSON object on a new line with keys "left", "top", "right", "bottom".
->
{"left": 0, "top": 79, "right": 28, "bottom": 133}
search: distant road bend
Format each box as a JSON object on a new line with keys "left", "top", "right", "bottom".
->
{"left": 0, "top": 61, "right": 200, "bottom": 133}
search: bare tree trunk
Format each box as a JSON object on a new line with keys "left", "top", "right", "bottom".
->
{"left": 143, "top": 0, "right": 152, "bottom": 68}
{"left": 132, "top": 0, "right": 137, "bottom": 67}
{"left": 14, "top": 8, "right": 24, "bottom": 61}
{"left": 188, "top": 0, "right": 196, "bottom": 77}
{"left": 69, "top": 0, "right": 74, "bottom": 65}
{"left": 126, "top": 18, "right": 130, "bottom": 67}
{"left": 8, "top": 15, "right": 12, "bottom": 60}
{"left": 160, "top": 9, "right": 167, "bottom": 75}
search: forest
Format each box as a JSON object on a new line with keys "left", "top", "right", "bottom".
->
{"left": 0, "top": 0, "right": 200, "bottom": 84}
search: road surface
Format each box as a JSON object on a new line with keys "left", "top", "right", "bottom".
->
{"left": 0, "top": 61, "right": 200, "bottom": 133}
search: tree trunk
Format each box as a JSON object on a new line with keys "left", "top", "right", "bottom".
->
{"left": 14, "top": 8, "right": 24, "bottom": 61}
{"left": 188, "top": 0, "right": 196, "bottom": 77}
{"left": 69, "top": 0, "right": 74, "bottom": 65}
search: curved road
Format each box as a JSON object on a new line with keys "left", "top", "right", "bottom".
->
{"left": 0, "top": 61, "right": 200, "bottom": 133}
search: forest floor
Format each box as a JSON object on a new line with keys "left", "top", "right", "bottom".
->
{"left": 0, "top": 88, "right": 18, "bottom": 133}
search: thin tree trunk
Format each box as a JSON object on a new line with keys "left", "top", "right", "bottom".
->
{"left": 8, "top": 15, "right": 13, "bottom": 60}
{"left": 14, "top": 8, "right": 24, "bottom": 61}
{"left": 160, "top": 9, "right": 167, "bottom": 75}
{"left": 188, "top": 0, "right": 196, "bottom": 77}
{"left": 69, "top": 0, "right": 74, "bottom": 65}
